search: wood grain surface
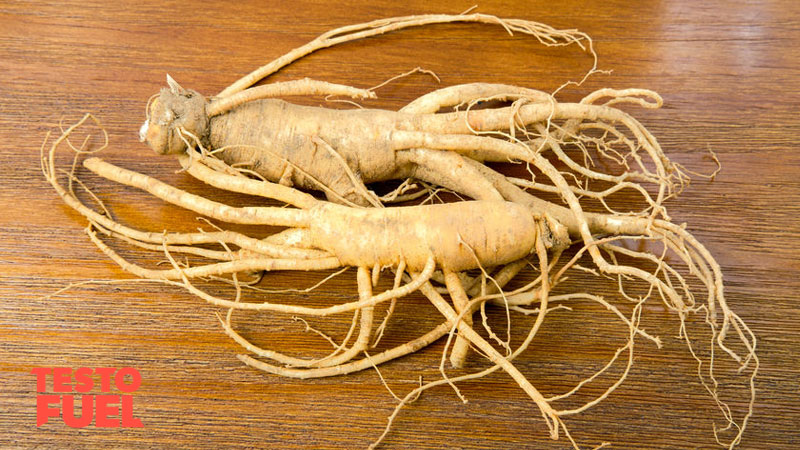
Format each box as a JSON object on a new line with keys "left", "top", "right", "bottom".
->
{"left": 2, "top": 1, "right": 799, "bottom": 449}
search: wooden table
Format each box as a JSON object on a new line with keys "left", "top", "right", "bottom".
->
{"left": 2, "top": 1, "right": 798, "bottom": 448}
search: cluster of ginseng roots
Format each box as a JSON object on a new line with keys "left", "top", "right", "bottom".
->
{"left": 42, "top": 92, "right": 756, "bottom": 449}
{"left": 41, "top": 11, "right": 757, "bottom": 450}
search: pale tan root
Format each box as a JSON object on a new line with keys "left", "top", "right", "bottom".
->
{"left": 435, "top": 224, "right": 558, "bottom": 437}
{"left": 393, "top": 83, "right": 558, "bottom": 208}
{"left": 372, "top": 260, "right": 406, "bottom": 348}
{"left": 156, "top": 15, "right": 674, "bottom": 233}
{"left": 208, "top": 78, "right": 376, "bottom": 116}
{"left": 193, "top": 13, "right": 602, "bottom": 210}
{"left": 218, "top": 309, "right": 360, "bottom": 368}
{"left": 555, "top": 226, "right": 756, "bottom": 447}
{"left": 87, "top": 226, "right": 340, "bottom": 280}
{"left": 262, "top": 228, "right": 317, "bottom": 249}
{"left": 162, "top": 85, "right": 673, "bottom": 222}
{"left": 310, "top": 136, "right": 384, "bottom": 207}
{"left": 215, "top": 258, "right": 355, "bottom": 370}
{"left": 390, "top": 129, "right": 682, "bottom": 312}
{"left": 396, "top": 85, "right": 675, "bottom": 221}
{"left": 148, "top": 235, "right": 467, "bottom": 381}
{"left": 215, "top": 268, "right": 374, "bottom": 370}
{"left": 176, "top": 154, "right": 318, "bottom": 209}
{"left": 48, "top": 122, "right": 446, "bottom": 333}
{"left": 91, "top": 229, "right": 436, "bottom": 315}
{"left": 467, "top": 258, "right": 529, "bottom": 298}
{"left": 200, "top": 141, "right": 379, "bottom": 209}
{"left": 461, "top": 152, "right": 690, "bottom": 314}
{"left": 317, "top": 266, "right": 374, "bottom": 367}
{"left": 70, "top": 136, "right": 555, "bottom": 278}
{"left": 401, "top": 83, "right": 553, "bottom": 114}
{"left": 218, "top": 13, "right": 596, "bottom": 97}
{"left": 394, "top": 96, "right": 681, "bottom": 216}
{"left": 237, "top": 321, "right": 451, "bottom": 379}
{"left": 395, "top": 148, "right": 505, "bottom": 201}
{"left": 443, "top": 271, "right": 473, "bottom": 368}
{"left": 419, "top": 280, "right": 561, "bottom": 439}
{"left": 90, "top": 222, "right": 239, "bottom": 261}
{"left": 82, "top": 157, "right": 308, "bottom": 227}
{"left": 180, "top": 113, "right": 510, "bottom": 207}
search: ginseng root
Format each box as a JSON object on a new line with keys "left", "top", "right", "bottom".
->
{"left": 42, "top": 12, "right": 757, "bottom": 450}
{"left": 44, "top": 112, "right": 756, "bottom": 449}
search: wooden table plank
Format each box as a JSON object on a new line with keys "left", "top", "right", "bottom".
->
{"left": 1, "top": 1, "right": 799, "bottom": 448}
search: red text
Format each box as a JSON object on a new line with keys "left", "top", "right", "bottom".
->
{"left": 32, "top": 367, "right": 143, "bottom": 428}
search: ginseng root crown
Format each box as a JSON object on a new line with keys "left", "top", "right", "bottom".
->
{"left": 140, "top": 76, "right": 209, "bottom": 155}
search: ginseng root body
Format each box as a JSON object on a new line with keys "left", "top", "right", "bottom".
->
{"left": 140, "top": 79, "right": 680, "bottom": 216}
{"left": 142, "top": 83, "right": 508, "bottom": 205}
{"left": 85, "top": 154, "right": 563, "bottom": 273}
{"left": 307, "top": 201, "right": 551, "bottom": 272}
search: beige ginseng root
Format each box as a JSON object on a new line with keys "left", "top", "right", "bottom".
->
{"left": 139, "top": 11, "right": 682, "bottom": 218}
{"left": 44, "top": 112, "right": 756, "bottom": 449}
{"left": 138, "top": 12, "right": 603, "bottom": 208}
{"left": 142, "top": 80, "right": 680, "bottom": 213}
{"left": 43, "top": 11, "right": 757, "bottom": 448}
